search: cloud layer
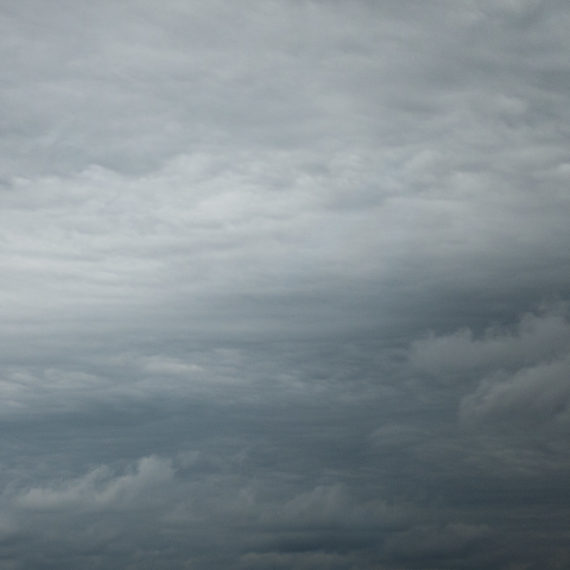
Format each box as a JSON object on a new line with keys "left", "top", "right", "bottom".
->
{"left": 1, "top": 0, "right": 570, "bottom": 568}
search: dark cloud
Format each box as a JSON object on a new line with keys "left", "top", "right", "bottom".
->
{"left": 1, "top": 0, "right": 570, "bottom": 568}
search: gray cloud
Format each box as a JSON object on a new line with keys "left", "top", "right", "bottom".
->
{"left": 1, "top": 0, "right": 570, "bottom": 568}
{"left": 461, "top": 355, "right": 570, "bottom": 427}
{"left": 15, "top": 455, "right": 174, "bottom": 512}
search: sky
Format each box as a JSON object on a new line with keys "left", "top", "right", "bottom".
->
{"left": 1, "top": 0, "right": 570, "bottom": 568}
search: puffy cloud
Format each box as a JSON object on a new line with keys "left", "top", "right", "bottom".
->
{"left": 16, "top": 456, "right": 174, "bottom": 512}
{"left": 410, "top": 305, "right": 570, "bottom": 378}
{"left": 460, "top": 355, "right": 570, "bottom": 428}
{"left": 409, "top": 305, "right": 570, "bottom": 431}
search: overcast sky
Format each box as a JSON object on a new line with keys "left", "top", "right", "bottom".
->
{"left": 1, "top": 1, "right": 570, "bottom": 569}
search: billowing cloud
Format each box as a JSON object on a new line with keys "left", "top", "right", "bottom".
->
{"left": 461, "top": 355, "right": 570, "bottom": 428}
{"left": 410, "top": 306, "right": 570, "bottom": 377}
{"left": 16, "top": 456, "right": 174, "bottom": 512}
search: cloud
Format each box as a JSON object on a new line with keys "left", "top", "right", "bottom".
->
{"left": 383, "top": 522, "right": 490, "bottom": 561}
{"left": 238, "top": 550, "right": 363, "bottom": 570}
{"left": 261, "top": 484, "right": 413, "bottom": 532}
{"left": 2, "top": 0, "right": 570, "bottom": 568}
{"left": 410, "top": 305, "right": 570, "bottom": 377}
{"left": 16, "top": 456, "right": 174, "bottom": 512}
{"left": 409, "top": 305, "right": 570, "bottom": 430}
{"left": 460, "top": 355, "right": 570, "bottom": 428}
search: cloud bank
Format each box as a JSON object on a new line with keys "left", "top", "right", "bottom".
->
{"left": 1, "top": 0, "right": 570, "bottom": 568}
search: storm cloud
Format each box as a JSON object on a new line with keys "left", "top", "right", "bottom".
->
{"left": 1, "top": 1, "right": 570, "bottom": 568}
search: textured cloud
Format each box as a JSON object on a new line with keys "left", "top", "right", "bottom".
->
{"left": 410, "top": 305, "right": 570, "bottom": 428}
{"left": 1, "top": 0, "right": 570, "bottom": 568}
{"left": 411, "top": 305, "right": 570, "bottom": 374}
{"left": 461, "top": 355, "right": 570, "bottom": 427}
{"left": 16, "top": 456, "right": 174, "bottom": 512}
